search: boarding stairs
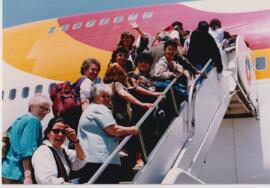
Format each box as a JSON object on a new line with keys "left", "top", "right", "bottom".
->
{"left": 86, "top": 36, "right": 258, "bottom": 184}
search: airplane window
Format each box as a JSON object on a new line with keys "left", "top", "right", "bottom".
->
{"left": 48, "top": 83, "right": 56, "bottom": 93}
{"left": 99, "top": 18, "right": 110, "bottom": 25}
{"left": 22, "top": 87, "right": 30, "bottom": 98}
{"left": 128, "top": 13, "right": 139, "bottom": 21}
{"left": 48, "top": 26, "right": 56, "bottom": 34}
{"left": 73, "top": 22, "right": 82, "bottom": 30}
{"left": 35, "top": 85, "right": 43, "bottom": 93}
{"left": 143, "top": 11, "right": 153, "bottom": 19}
{"left": 86, "top": 20, "right": 96, "bottom": 28}
{"left": 2, "top": 91, "right": 4, "bottom": 100}
{"left": 61, "top": 24, "right": 70, "bottom": 31}
{"left": 113, "top": 16, "right": 124, "bottom": 23}
{"left": 9, "top": 89, "right": 16, "bottom": 100}
{"left": 255, "top": 57, "right": 266, "bottom": 70}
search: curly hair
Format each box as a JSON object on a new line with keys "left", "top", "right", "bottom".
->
{"left": 90, "top": 83, "right": 112, "bottom": 102}
{"left": 117, "top": 31, "right": 135, "bottom": 51}
{"left": 110, "top": 47, "right": 128, "bottom": 63}
{"left": 103, "top": 63, "right": 127, "bottom": 85}
{"left": 80, "top": 58, "right": 101, "bottom": 75}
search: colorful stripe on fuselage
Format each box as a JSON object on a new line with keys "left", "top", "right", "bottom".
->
{"left": 58, "top": 4, "right": 270, "bottom": 51}
{"left": 3, "top": 3, "right": 270, "bottom": 81}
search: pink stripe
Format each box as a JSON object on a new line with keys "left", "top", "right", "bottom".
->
{"left": 58, "top": 4, "right": 270, "bottom": 51}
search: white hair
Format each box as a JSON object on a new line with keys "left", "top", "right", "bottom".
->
{"left": 28, "top": 93, "right": 52, "bottom": 108}
{"left": 91, "top": 83, "right": 112, "bottom": 100}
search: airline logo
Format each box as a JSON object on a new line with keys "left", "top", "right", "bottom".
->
{"left": 245, "top": 55, "right": 252, "bottom": 85}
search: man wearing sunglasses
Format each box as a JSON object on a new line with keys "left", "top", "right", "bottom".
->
{"left": 2, "top": 94, "right": 52, "bottom": 184}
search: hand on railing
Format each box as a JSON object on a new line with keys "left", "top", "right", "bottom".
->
{"left": 152, "top": 91, "right": 164, "bottom": 98}
{"left": 141, "top": 102, "right": 155, "bottom": 109}
{"left": 197, "top": 70, "right": 207, "bottom": 79}
{"left": 187, "top": 78, "right": 193, "bottom": 89}
{"left": 171, "top": 73, "right": 181, "bottom": 79}
{"left": 130, "top": 126, "right": 139, "bottom": 135}
{"left": 183, "top": 70, "right": 191, "bottom": 80}
{"left": 87, "top": 78, "right": 178, "bottom": 184}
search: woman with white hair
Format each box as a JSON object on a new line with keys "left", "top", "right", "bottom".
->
{"left": 76, "top": 83, "right": 139, "bottom": 184}
{"left": 2, "top": 94, "right": 52, "bottom": 184}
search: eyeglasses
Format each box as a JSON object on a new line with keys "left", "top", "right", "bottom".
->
{"left": 38, "top": 106, "right": 51, "bottom": 113}
{"left": 52, "top": 129, "right": 66, "bottom": 134}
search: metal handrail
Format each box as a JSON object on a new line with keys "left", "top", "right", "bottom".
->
{"left": 187, "top": 59, "right": 212, "bottom": 137}
{"left": 87, "top": 78, "right": 178, "bottom": 184}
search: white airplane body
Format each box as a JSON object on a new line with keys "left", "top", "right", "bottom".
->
{"left": 2, "top": 0, "right": 270, "bottom": 184}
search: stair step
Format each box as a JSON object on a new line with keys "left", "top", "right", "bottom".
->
{"left": 119, "top": 181, "right": 132, "bottom": 184}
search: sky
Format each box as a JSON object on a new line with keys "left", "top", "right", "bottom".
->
{"left": 3, "top": 0, "right": 194, "bottom": 28}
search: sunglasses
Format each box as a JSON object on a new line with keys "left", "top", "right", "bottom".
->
{"left": 52, "top": 129, "right": 66, "bottom": 134}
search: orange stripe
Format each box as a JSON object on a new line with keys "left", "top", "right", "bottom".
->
{"left": 3, "top": 19, "right": 111, "bottom": 82}
{"left": 252, "top": 48, "right": 270, "bottom": 80}
{"left": 3, "top": 19, "right": 270, "bottom": 82}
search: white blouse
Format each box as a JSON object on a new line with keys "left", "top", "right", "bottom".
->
{"left": 79, "top": 77, "right": 93, "bottom": 100}
{"left": 31, "top": 140, "right": 87, "bottom": 184}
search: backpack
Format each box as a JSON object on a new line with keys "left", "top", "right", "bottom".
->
{"left": 50, "top": 81, "right": 80, "bottom": 117}
{"left": 50, "top": 76, "right": 86, "bottom": 117}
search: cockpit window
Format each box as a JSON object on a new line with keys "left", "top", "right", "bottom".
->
{"left": 128, "top": 13, "right": 138, "bottom": 21}
{"left": 255, "top": 57, "right": 266, "bottom": 70}
{"left": 9, "top": 89, "right": 16, "bottom": 100}
{"left": 22, "top": 87, "right": 30, "bottom": 98}
{"left": 35, "top": 85, "right": 43, "bottom": 93}
{"left": 143, "top": 11, "right": 153, "bottom": 19}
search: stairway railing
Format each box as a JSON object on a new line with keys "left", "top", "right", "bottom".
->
{"left": 187, "top": 59, "right": 212, "bottom": 138}
{"left": 87, "top": 77, "right": 185, "bottom": 183}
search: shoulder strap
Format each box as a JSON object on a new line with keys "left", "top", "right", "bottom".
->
{"left": 112, "top": 82, "right": 116, "bottom": 93}
{"left": 47, "top": 146, "right": 70, "bottom": 182}
{"left": 62, "top": 149, "right": 71, "bottom": 169}
{"left": 71, "top": 76, "right": 86, "bottom": 96}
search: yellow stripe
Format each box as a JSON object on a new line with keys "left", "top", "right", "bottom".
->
{"left": 3, "top": 19, "right": 111, "bottom": 82}
{"left": 252, "top": 48, "right": 270, "bottom": 80}
{"left": 3, "top": 20, "right": 269, "bottom": 82}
